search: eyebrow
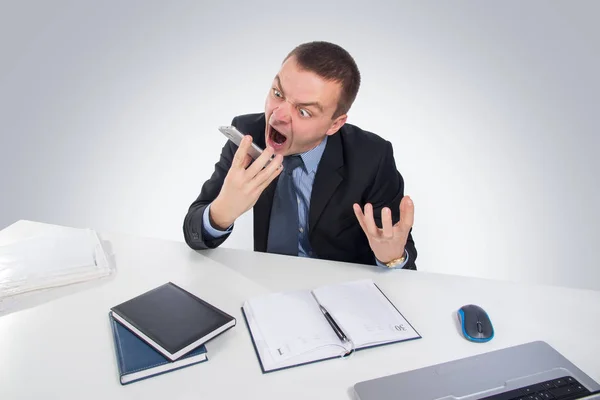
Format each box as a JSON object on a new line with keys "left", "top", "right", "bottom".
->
{"left": 275, "top": 75, "right": 324, "bottom": 113}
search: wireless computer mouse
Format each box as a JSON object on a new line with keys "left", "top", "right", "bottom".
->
{"left": 457, "top": 304, "right": 494, "bottom": 342}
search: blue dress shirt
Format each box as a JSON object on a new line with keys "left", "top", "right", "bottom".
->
{"left": 202, "top": 136, "right": 408, "bottom": 268}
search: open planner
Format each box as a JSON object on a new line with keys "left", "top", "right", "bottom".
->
{"left": 241, "top": 279, "right": 421, "bottom": 373}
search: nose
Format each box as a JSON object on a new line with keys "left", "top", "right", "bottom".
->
{"left": 271, "top": 102, "right": 292, "bottom": 124}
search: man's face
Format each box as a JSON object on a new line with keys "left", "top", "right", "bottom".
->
{"left": 264, "top": 56, "right": 347, "bottom": 156}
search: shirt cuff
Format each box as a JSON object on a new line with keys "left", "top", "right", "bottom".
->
{"left": 202, "top": 203, "right": 233, "bottom": 239}
{"left": 376, "top": 249, "right": 409, "bottom": 269}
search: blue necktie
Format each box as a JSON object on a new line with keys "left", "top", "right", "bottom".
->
{"left": 267, "top": 155, "right": 304, "bottom": 256}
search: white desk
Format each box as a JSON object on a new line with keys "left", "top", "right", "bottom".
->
{"left": 1, "top": 221, "right": 599, "bottom": 399}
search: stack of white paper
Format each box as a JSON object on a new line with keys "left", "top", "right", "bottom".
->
{"left": 0, "top": 228, "right": 113, "bottom": 299}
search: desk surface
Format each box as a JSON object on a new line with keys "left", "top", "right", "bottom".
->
{"left": 1, "top": 220, "right": 599, "bottom": 399}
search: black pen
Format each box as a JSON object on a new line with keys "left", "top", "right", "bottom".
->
{"left": 318, "top": 305, "right": 348, "bottom": 342}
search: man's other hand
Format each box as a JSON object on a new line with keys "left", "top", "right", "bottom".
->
{"left": 353, "top": 196, "right": 415, "bottom": 264}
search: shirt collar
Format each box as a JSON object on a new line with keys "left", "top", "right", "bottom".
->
{"left": 298, "top": 136, "right": 328, "bottom": 174}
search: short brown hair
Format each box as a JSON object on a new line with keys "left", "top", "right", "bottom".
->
{"left": 284, "top": 41, "right": 361, "bottom": 119}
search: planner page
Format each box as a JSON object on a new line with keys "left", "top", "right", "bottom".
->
{"left": 312, "top": 279, "right": 420, "bottom": 348}
{"left": 243, "top": 289, "right": 352, "bottom": 372}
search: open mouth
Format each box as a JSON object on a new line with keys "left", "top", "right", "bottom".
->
{"left": 268, "top": 124, "right": 288, "bottom": 146}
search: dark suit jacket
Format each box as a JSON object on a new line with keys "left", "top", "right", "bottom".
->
{"left": 183, "top": 113, "right": 417, "bottom": 270}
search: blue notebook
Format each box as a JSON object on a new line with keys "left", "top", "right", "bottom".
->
{"left": 109, "top": 312, "right": 208, "bottom": 385}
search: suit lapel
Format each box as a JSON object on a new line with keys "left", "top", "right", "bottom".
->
{"left": 309, "top": 132, "right": 345, "bottom": 236}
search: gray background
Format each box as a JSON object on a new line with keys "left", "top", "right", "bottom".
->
{"left": 1, "top": 1, "right": 598, "bottom": 290}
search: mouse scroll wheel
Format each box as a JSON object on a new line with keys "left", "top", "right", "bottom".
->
{"left": 476, "top": 321, "right": 483, "bottom": 333}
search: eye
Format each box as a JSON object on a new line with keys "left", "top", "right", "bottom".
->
{"left": 273, "top": 88, "right": 283, "bottom": 98}
{"left": 299, "top": 109, "right": 311, "bottom": 118}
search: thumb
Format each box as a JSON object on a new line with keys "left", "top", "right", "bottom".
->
{"left": 398, "top": 196, "right": 414, "bottom": 231}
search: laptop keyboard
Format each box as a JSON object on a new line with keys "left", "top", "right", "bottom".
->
{"left": 480, "top": 376, "right": 591, "bottom": 400}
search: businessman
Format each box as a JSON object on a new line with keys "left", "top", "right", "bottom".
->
{"left": 183, "top": 41, "right": 417, "bottom": 269}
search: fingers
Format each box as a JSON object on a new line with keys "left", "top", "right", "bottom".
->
{"left": 246, "top": 145, "right": 275, "bottom": 178}
{"left": 398, "top": 196, "right": 415, "bottom": 232}
{"left": 232, "top": 135, "right": 253, "bottom": 169}
{"left": 255, "top": 167, "right": 283, "bottom": 195}
{"left": 354, "top": 198, "right": 414, "bottom": 241}
{"left": 353, "top": 203, "right": 368, "bottom": 234}
{"left": 242, "top": 154, "right": 253, "bottom": 169}
{"left": 381, "top": 207, "right": 393, "bottom": 239}
{"left": 359, "top": 203, "right": 381, "bottom": 237}
{"left": 254, "top": 154, "right": 284, "bottom": 191}
{"left": 354, "top": 203, "right": 386, "bottom": 238}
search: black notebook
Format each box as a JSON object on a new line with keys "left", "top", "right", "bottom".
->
{"left": 110, "top": 282, "right": 236, "bottom": 361}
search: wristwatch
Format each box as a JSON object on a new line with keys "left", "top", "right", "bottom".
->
{"left": 384, "top": 252, "right": 406, "bottom": 268}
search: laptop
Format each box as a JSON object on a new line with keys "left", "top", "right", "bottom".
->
{"left": 353, "top": 341, "right": 600, "bottom": 400}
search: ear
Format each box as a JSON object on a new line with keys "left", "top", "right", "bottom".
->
{"left": 325, "top": 114, "right": 347, "bottom": 136}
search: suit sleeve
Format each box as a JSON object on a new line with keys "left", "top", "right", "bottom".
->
{"left": 182, "top": 118, "right": 238, "bottom": 250}
{"left": 365, "top": 141, "right": 417, "bottom": 270}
